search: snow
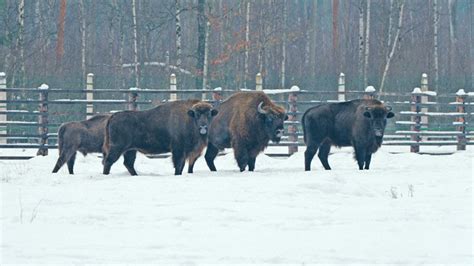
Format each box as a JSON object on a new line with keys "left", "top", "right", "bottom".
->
{"left": 38, "top": 84, "right": 49, "bottom": 90}
{"left": 365, "top": 86, "right": 376, "bottom": 93}
{"left": 1, "top": 146, "right": 473, "bottom": 264}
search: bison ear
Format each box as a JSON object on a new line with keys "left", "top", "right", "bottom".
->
{"left": 363, "top": 111, "right": 372, "bottom": 118}
{"left": 187, "top": 110, "right": 195, "bottom": 118}
{"left": 284, "top": 114, "right": 289, "bottom": 121}
{"left": 386, "top": 111, "right": 395, "bottom": 119}
{"left": 211, "top": 109, "right": 218, "bottom": 117}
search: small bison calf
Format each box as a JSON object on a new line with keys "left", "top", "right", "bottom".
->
{"left": 52, "top": 114, "right": 110, "bottom": 174}
{"left": 302, "top": 99, "right": 394, "bottom": 171}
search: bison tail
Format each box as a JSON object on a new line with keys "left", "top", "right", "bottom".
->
{"left": 301, "top": 110, "right": 308, "bottom": 144}
{"left": 103, "top": 116, "right": 112, "bottom": 154}
{"left": 57, "top": 124, "right": 67, "bottom": 154}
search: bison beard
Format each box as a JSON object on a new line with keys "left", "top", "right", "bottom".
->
{"left": 102, "top": 100, "right": 217, "bottom": 176}
{"left": 205, "top": 91, "right": 287, "bottom": 172}
{"left": 52, "top": 114, "right": 110, "bottom": 174}
{"left": 302, "top": 99, "right": 394, "bottom": 171}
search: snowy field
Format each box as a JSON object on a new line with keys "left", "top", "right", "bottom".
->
{"left": 1, "top": 146, "right": 473, "bottom": 264}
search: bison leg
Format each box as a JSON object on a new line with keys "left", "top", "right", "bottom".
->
{"left": 66, "top": 152, "right": 77, "bottom": 174}
{"left": 318, "top": 141, "right": 332, "bottom": 170}
{"left": 248, "top": 157, "right": 256, "bottom": 172}
{"left": 187, "top": 153, "right": 202, "bottom": 174}
{"left": 235, "top": 149, "right": 249, "bottom": 172}
{"left": 364, "top": 152, "right": 372, "bottom": 170}
{"left": 172, "top": 150, "right": 186, "bottom": 175}
{"left": 123, "top": 150, "right": 138, "bottom": 176}
{"left": 304, "top": 142, "right": 319, "bottom": 171}
{"left": 204, "top": 142, "right": 219, "bottom": 172}
{"left": 52, "top": 148, "right": 75, "bottom": 173}
{"left": 353, "top": 145, "right": 366, "bottom": 170}
{"left": 103, "top": 146, "right": 123, "bottom": 175}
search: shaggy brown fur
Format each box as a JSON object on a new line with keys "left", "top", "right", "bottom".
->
{"left": 52, "top": 114, "right": 110, "bottom": 174}
{"left": 205, "top": 91, "right": 287, "bottom": 172}
{"left": 103, "top": 100, "right": 217, "bottom": 175}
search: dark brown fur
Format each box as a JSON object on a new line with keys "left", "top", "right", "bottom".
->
{"left": 52, "top": 114, "right": 110, "bottom": 174}
{"left": 102, "top": 100, "right": 217, "bottom": 175}
{"left": 302, "top": 99, "right": 394, "bottom": 171}
{"left": 205, "top": 91, "right": 287, "bottom": 172}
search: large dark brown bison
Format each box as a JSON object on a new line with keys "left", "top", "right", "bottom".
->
{"left": 205, "top": 91, "right": 288, "bottom": 172}
{"left": 52, "top": 114, "right": 110, "bottom": 174}
{"left": 302, "top": 99, "right": 394, "bottom": 171}
{"left": 102, "top": 100, "right": 217, "bottom": 175}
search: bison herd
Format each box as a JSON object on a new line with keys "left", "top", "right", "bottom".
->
{"left": 52, "top": 91, "right": 394, "bottom": 175}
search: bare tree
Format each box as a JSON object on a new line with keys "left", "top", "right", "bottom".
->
{"left": 79, "top": 0, "right": 86, "bottom": 87}
{"left": 244, "top": 0, "right": 250, "bottom": 89}
{"left": 280, "top": 0, "right": 287, "bottom": 89}
{"left": 132, "top": 0, "right": 140, "bottom": 87}
{"left": 56, "top": 0, "right": 66, "bottom": 71}
{"left": 380, "top": 0, "right": 405, "bottom": 94}
{"left": 363, "top": 0, "right": 371, "bottom": 88}
{"left": 17, "top": 0, "right": 25, "bottom": 86}
{"left": 175, "top": 0, "right": 182, "bottom": 72}
{"left": 332, "top": 0, "right": 339, "bottom": 72}
{"left": 196, "top": 0, "right": 206, "bottom": 91}
{"left": 433, "top": 0, "right": 439, "bottom": 92}
{"left": 358, "top": 0, "right": 365, "bottom": 89}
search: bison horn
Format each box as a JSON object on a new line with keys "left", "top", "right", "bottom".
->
{"left": 257, "top": 102, "right": 269, "bottom": 114}
{"left": 385, "top": 106, "right": 392, "bottom": 112}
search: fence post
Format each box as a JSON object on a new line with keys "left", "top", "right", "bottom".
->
{"left": 0, "top": 72, "right": 6, "bottom": 144}
{"left": 37, "top": 84, "right": 49, "bottom": 156}
{"left": 256, "top": 73, "right": 263, "bottom": 91}
{"left": 364, "top": 86, "right": 376, "bottom": 99}
{"left": 288, "top": 86, "right": 299, "bottom": 155}
{"left": 128, "top": 87, "right": 138, "bottom": 111}
{"left": 455, "top": 89, "right": 467, "bottom": 151}
{"left": 337, "top": 72, "right": 345, "bottom": 101}
{"left": 170, "top": 73, "right": 177, "bottom": 101}
{"left": 410, "top": 87, "right": 422, "bottom": 153}
{"left": 420, "top": 73, "right": 429, "bottom": 129}
{"left": 86, "top": 73, "right": 94, "bottom": 119}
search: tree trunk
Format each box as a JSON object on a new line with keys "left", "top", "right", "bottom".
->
{"left": 471, "top": 0, "right": 474, "bottom": 88}
{"left": 17, "top": 0, "right": 25, "bottom": 86}
{"left": 358, "top": 0, "right": 365, "bottom": 90}
{"left": 79, "top": 0, "right": 86, "bottom": 88}
{"left": 309, "top": 0, "right": 317, "bottom": 77}
{"left": 195, "top": 0, "right": 206, "bottom": 92}
{"left": 379, "top": 0, "right": 405, "bottom": 94}
{"left": 280, "top": 0, "right": 287, "bottom": 89}
{"left": 175, "top": 0, "right": 182, "bottom": 73}
{"left": 202, "top": 21, "right": 210, "bottom": 99}
{"left": 448, "top": 0, "right": 456, "bottom": 81}
{"left": 244, "top": 0, "right": 250, "bottom": 89}
{"left": 56, "top": 0, "right": 66, "bottom": 72}
{"left": 132, "top": 0, "right": 140, "bottom": 88}
{"left": 433, "top": 0, "right": 439, "bottom": 92}
{"left": 363, "top": 0, "right": 371, "bottom": 89}
{"left": 387, "top": 0, "right": 394, "bottom": 48}
{"left": 332, "top": 0, "right": 339, "bottom": 73}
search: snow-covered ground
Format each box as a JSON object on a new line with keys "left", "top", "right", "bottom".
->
{"left": 1, "top": 146, "right": 473, "bottom": 264}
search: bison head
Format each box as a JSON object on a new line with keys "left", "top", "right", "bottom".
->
{"left": 257, "top": 101, "right": 288, "bottom": 143}
{"left": 363, "top": 105, "right": 395, "bottom": 137}
{"left": 188, "top": 102, "right": 218, "bottom": 135}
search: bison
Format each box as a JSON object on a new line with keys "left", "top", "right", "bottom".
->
{"left": 52, "top": 114, "right": 110, "bottom": 174}
{"left": 205, "top": 91, "right": 288, "bottom": 172}
{"left": 102, "top": 100, "right": 218, "bottom": 176}
{"left": 302, "top": 99, "right": 394, "bottom": 171}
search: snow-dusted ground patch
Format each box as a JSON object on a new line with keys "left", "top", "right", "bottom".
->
{"left": 1, "top": 146, "right": 473, "bottom": 264}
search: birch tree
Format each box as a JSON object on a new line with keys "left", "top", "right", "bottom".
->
{"left": 175, "top": 0, "right": 182, "bottom": 73}
{"left": 280, "top": 0, "right": 287, "bottom": 89}
{"left": 17, "top": 0, "right": 25, "bottom": 86}
{"left": 433, "top": 0, "right": 439, "bottom": 92}
{"left": 332, "top": 0, "right": 339, "bottom": 72}
{"left": 379, "top": 0, "right": 405, "bottom": 94}
{"left": 79, "top": 0, "right": 86, "bottom": 87}
{"left": 244, "top": 0, "right": 250, "bottom": 89}
{"left": 132, "top": 0, "right": 140, "bottom": 87}
{"left": 358, "top": 0, "right": 365, "bottom": 89}
{"left": 56, "top": 0, "right": 66, "bottom": 71}
{"left": 363, "top": 0, "right": 371, "bottom": 88}
{"left": 196, "top": 0, "right": 206, "bottom": 92}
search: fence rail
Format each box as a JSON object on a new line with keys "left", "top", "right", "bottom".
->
{"left": 0, "top": 72, "right": 472, "bottom": 159}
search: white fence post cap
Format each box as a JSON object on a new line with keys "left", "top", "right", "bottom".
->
{"left": 339, "top": 72, "right": 345, "bottom": 77}
{"left": 87, "top": 73, "right": 94, "bottom": 77}
{"left": 38, "top": 84, "right": 49, "bottom": 90}
{"left": 365, "top": 86, "right": 376, "bottom": 92}
{"left": 129, "top": 87, "right": 139, "bottom": 91}
{"left": 421, "top": 73, "right": 428, "bottom": 78}
{"left": 412, "top": 87, "right": 422, "bottom": 93}
{"left": 456, "top": 89, "right": 466, "bottom": 96}
{"left": 170, "top": 73, "right": 176, "bottom": 77}
{"left": 214, "top": 87, "right": 222, "bottom": 91}
{"left": 290, "top": 85, "right": 300, "bottom": 92}
{"left": 0, "top": 72, "right": 5, "bottom": 77}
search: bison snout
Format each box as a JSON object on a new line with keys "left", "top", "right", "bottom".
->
{"left": 199, "top": 125, "right": 208, "bottom": 135}
{"left": 374, "top": 129, "right": 384, "bottom": 137}
{"left": 276, "top": 128, "right": 284, "bottom": 138}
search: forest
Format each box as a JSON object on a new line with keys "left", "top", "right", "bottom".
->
{"left": 1, "top": 0, "right": 473, "bottom": 95}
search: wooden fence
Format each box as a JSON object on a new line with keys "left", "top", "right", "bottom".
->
{"left": 0, "top": 72, "right": 472, "bottom": 159}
